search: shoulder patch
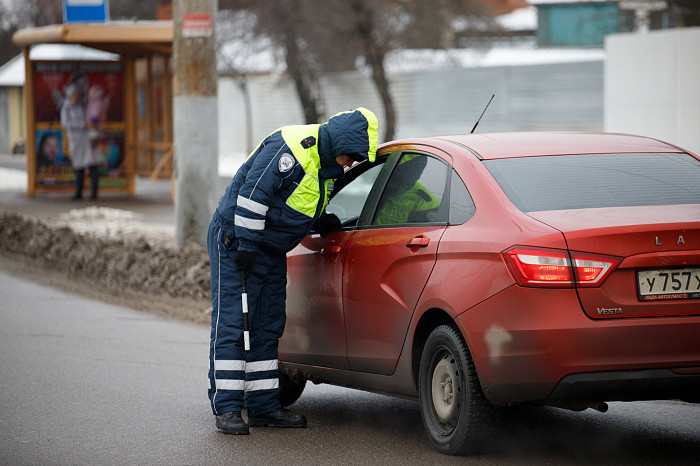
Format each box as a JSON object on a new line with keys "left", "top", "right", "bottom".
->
{"left": 300, "top": 136, "right": 316, "bottom": 149}
{"left": 278, "top": 153, "right": 296, "bottom": 173}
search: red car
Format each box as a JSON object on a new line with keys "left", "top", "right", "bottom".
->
{"left": 278, "top": 132, "right": 700, "bottom": 455}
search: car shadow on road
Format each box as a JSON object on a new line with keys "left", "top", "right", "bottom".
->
{"left": 289, "top": 386, "right": 700, "bottom": 463}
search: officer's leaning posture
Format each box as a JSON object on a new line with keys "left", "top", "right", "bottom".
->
{"left": 207, "top": 108, "right": 379, "bottom": 434}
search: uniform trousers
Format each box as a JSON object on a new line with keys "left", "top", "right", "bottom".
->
{"left": 207, "top": 223, "right": 287, "bottom": 416}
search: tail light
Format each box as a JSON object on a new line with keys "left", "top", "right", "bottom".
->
{"left": 503, "top": 246, "right": 620, "bottom": 288}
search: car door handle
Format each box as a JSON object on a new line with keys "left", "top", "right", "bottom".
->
{"left": 405, "top": 236, "right": 430, "bottom": 248}
{"left": 321, "top": 245, "right": 341, "bottom": 256}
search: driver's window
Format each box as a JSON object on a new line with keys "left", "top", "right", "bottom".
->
{"left": 326, "top": 163, "right": 384, "bottom": 225}
{"left": 372, "top": 153, "right": 448, "bottom": 226}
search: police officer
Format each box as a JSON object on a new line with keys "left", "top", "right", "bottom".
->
{"left": 207, "top": 108, "right": 379, "bottom": 434}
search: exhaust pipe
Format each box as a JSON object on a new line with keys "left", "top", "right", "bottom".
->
{"left": 549, "top": 400, "right": 608, "bottom": 413}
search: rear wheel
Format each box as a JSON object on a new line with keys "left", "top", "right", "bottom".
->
{"left": 278, "top": 368, "right": 307, "bottom": 407}
{"left": 418, "top": 325, "right": 492, "bottom": 455}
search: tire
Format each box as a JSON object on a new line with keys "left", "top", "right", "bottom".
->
{"left": 278, "top": 368, "right": 307, "bottom": 407}
{"left": 418, "top": 325, "right": 492, "bottom": 455}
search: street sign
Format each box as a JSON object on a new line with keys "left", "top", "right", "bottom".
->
{"left": 63, "top": 0, "right": 110, "bottom": 23}
{"left": 182, "top": 12, "right": 213, "bottom": 38}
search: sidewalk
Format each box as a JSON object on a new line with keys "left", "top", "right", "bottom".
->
{"left": 0, "top": 153, "right": 231, "bottom": 226}
{"left": 0, "top": 153, "right": 215, "bottom": 324}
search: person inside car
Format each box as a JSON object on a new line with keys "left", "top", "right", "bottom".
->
{"left": 374, "top": 154, "right": 440, "bottom": 225}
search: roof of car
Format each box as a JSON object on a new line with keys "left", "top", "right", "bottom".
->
{"left": 429, "top": 132, "right": 683, "bottom": 160}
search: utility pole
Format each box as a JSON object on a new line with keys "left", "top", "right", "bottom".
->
{"left": 173, "top": 0, "right": 218, "bottom": 247}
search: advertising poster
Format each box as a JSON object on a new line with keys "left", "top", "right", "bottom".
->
{"left": 35, "top": 129, "right": 73, "bottom": 186}
{"left": 32, "top": 61, "right": 126, "bottom": 189}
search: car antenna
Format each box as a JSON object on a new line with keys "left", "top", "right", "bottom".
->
{"left": 470, "top": 94, "right": 495, "bottom": 134}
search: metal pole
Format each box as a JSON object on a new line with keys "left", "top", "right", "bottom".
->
{"left": 173, "top": 0, "right": 219, "bottom": 247}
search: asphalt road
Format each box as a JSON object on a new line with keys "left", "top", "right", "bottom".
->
{"left": 1, "top": 269, "right": 699, "bottom": 465}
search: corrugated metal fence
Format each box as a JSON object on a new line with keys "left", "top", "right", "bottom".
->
{"left": 218, "top": 60, "right": 605, "bottom": 155}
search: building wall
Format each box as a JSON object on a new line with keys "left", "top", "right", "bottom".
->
{"left": 0, "top": 86, "right": 28, "bottom": 154}
{"left": 8, "top": 87, "right": 25, "bottom": 153}
{"left": 537, "top": 2, "right": 621, "bottom": 47}
{"left": 0, "top": 88, "right": 9, "bottom": 152}
{"left": 218, "top": 60, "right": 604, "bottom": 155}
{"left": 605, "top": 27, "right": 700, "bottom": 155}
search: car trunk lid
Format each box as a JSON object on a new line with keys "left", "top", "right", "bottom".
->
{"left": 528, "top": 205, "right": 700, "bottom": 319}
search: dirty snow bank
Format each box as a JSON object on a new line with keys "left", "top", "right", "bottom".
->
{"left": 0, "top": 208, "right": 211, "bottom": 323}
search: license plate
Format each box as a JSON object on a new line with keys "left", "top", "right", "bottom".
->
{"left": 637, "top": 267, "right": 700, "bottom": 301}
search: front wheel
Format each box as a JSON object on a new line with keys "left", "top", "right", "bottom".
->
{"left": 418, "top": 325, "right": 492, "bottom": 455}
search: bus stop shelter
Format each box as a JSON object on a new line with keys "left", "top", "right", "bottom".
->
{"left": 13, "top": 22, "right": 174, "bottom": 197}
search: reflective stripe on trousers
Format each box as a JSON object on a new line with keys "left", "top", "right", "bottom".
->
{"left": 206, "top": 223, "right": 287, "bottom": 416}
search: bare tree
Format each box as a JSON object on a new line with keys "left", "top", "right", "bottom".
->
{"left": 668, "top": 0, "right": 700, "bottom": 26}
{"left": 255, "top": 1, "right": 325, "bottom": 124}
{"left": 340, "top": 0, "right": 490, "bottom": 141}
{"left": 11, "top": 0, "right": 62, "bottom": 28}
{"left": 219, "top": 0, "right": 327, "bottom": 124}
{"left": 347, "top": 0, "right": 396, "bottom": 141}
{"left": 218, "top": 0, "right": 492, "bottom": 141}
{"left": 0, "top": 0, "right": 158, "bottom": 65}
{"left": 0, "top": 0, "right": 62, "bottom": 64}
{"left": 110, "top": 1, "right": 158, "bottom": 20}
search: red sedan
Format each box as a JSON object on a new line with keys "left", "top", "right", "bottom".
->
{"left": 278, "top": 132, "right": 700, "bottom": 455}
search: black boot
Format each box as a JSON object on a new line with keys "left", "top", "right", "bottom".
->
{"left": 215, "top": 411, "right": 249, "bottom": 435}
{"left": 247, "top": 409, "right": 307, "bottom": 428}
{"left": 72, "top": 168, "right": 85, "bottom": 200}
{"left": 88, "top": 165, "right": 99, "bottom": 200}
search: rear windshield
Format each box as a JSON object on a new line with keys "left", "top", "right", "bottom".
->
{"left": 483, "top": 153, "right": 700, "bottom": 212}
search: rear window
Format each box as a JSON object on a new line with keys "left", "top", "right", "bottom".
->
{"left": 483, "top": 153, "right": 700, "bottom": 212}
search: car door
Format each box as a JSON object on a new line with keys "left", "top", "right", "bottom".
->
{"left": 281, "top": 159, "right": 387, "bottom": 369}
{"left": 343, "top": 150, "right": 452, "bottom": 375}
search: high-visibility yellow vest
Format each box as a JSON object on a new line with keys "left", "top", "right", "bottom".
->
{"left": 280, "top": 124, "right": 333, "bottom": 218}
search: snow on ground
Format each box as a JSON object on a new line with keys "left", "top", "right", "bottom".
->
{"left": 0, "top": 154, "right": 246, "bottom": 246}
{"left": 0, "top": 167, "right": 26, "bottom": 192}
{"left": 55, "top": 206, "right": 176, "bottom": 247}
{"left": 0, "top": 153, "right": 246, "bottom": 193}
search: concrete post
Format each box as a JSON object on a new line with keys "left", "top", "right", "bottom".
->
{"left": 173, "top": 0, "right": 218, "bottom": 247}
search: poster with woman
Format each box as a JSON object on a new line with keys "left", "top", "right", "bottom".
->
{"left": 32, "top": 60, "right": 126, "bottom": 189}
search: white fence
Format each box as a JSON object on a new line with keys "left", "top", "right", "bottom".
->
{"left": 605, "top": 27, "right": 700, "bottom": 155}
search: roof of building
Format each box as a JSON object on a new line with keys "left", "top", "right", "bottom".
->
{"left": 0, "top": 44, "right": 120, "bottom": 88}
{"left": 12, "top": 21, "right": 172, "bottom": 56}
{"left": 0, "top": 55, "right": 24, "bottom": 87}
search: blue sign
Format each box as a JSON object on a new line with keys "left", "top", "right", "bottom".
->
{"left": 63, "top": 0, "right": 110, "bottom": 23}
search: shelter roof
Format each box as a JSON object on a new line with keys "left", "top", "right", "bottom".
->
{"left": 0, "top": 44, "right": 120, "bottom": 87}
{"left": 12, "top": 21, "right": 173, "bottom": 57}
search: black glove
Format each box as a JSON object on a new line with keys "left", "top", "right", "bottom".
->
{"left": 235, "top": 250, "right": 257, "bottom": 281}
{"left": 316, "top": 213, "right": 341, "bottom": 237}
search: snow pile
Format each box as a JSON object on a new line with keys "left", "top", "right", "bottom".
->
{"left": 56, "top": 207, "right": 175, "bottom": 248}
{"left": 0, "top": 209, "right": 211, "bottom": 322}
